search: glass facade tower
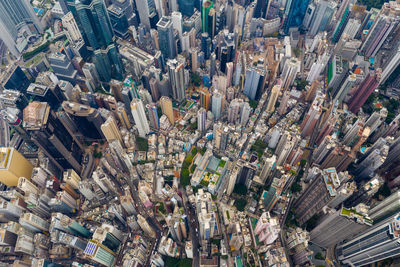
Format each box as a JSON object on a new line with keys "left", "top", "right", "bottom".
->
{"left": 64, "top": 0, "right": 124, "bottom": 82}
{"left": 283, "top": 0, "right": 311, "bottom": 33}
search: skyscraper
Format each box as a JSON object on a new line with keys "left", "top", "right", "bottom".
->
{"left": 259, "top": 155, "right": 277, "bottom": 185}
{"left": 62, "top": 12, "right": 84, "bottom": 45}
{"left": 167, "top": 56, "right": 186, "bottom": 102}
{"left": 0, "top": 0, "right": 43, "bottom": 56}
{"left": 2, "top": 65, "right": 32, "bottom": 94}
{"left": 240, "top": 102, "right": 251, "bottom": 126}
{"left": 328, "top": 55, "right": 348, "bottom": 93}
{"left": 130, "top": 99, "right": 150, "bottom": 137}
{"left": 331, "top": 5, "right": 351, "bottom": 43}
{"left": 308, "top": 0, "right": 336, "bottom": 36}
{"left": 283, "top": 0, "right": 311, "bottom": 33}
{"left": 146, "top": 103, "right": 160, "bottom": 130}
{"left": 197, "top": 108, "right": 206, "bottom": 133}
{"left": 347, "top": 73, "right": 379, "bottom": 114}
{"left": 84, "top": 241, "right": 116, "bottom": 267}
{"left": 135, "top": 0, "right": 155, "bottom": 29}
{"left": 108, "top": 4, "right": 130, "bottom": 39}
{"left": 212, "top": 91, "right": 223, "bottom": 119}
{"left": 243, "top": 68, "right": 265, "bottom": 100}
{"left": 281, "top": 58, "right": 300, "bottom": 91}
{"left": 310, "top": 206, "right": 372, "bottom": 248}
{"left": 368, "top": 190, "right": 400, "bottom": 222}
{"left": 178, "top": 0, "right": 194, "bottom": 17}
{"left": 361, "top": 14, "right": 398, "bottom": 58}
{"left": 333, "top": 73, "right": 356, "bottom": 104}
{"left": 62, "top": 101, "right": 105, "bottom": 140}
{"left": 301, "top": 97, "right": 322, "bottom": 137}
{"left": 227, "top": 99, "right": 241, "bottom": 124}
{"left": 202, "top": 0, "right": 213, "bottom": 34}
{"left": 23, "top": 102, "right": 83, "bottom": 174}
{"left": 254, "top": 0, "right": 268, "bottom": 18}
{"left": 336, "top": 213, "right": 400, "bottom": 267}
{"left": 157, "top": 16, "right": 177, "bottom": 60}
{"left": 199, "top": 88, "right": 211, "bottom": 110}
{"left": 266, "top": 85, "right": 281, "bottom": 113}
{"left": 294, "top": 168, "right": 344, "bottom": 225}
{"left": 82, "top": 63, "right": 101, "bottom": 92}
{"left": 101, "top": 116, "right": 123, "bottom": 147}
{"left": 160, "top": 96, "right": 174, "bottom": 125}
{"left": 380, "top": 45, "right": 400, "bottom": 84}
{"left": 111, "top": 0, "right": 137, "bottom": 27}
{"left": 171, "top": 12, "right": 183, "bottom": 39}
{"left": 64, "top": 0, "right": 124, "bottom": 81}
{"left": 0, "top": 147, "right": 33, "bottom": 187}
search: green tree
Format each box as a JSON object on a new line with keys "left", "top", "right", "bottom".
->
{"left": 165, "top": 257, "right": 193, "bottom": 267}
{"left": 189, "top": 121, "right": 198, "bottom": 130}
{"left": 291, "top": 183, "right": 302, "bottom": 193}
{"left": 191, "top": 73, "right": 201, "bottom": 86}
{"left": 249, "top": 100, "right": 258, "bottom": 109}
{"left": 181, "top": 169, "right": 190, "bottom": 186}
{"left": 23, "top": 41, "right": 50, "bottom": 60}
{"left": 190, "top": 164, "right": 197, "bottom": 173}
{"left": 233, "top": 184, "right": 248, "bottom": 195}
{"left": 358, "top": 0, "right": 385, "bottom": 10}
{"left": 234, "top": 198, "right": 247, "bottom": 211}
{"left": 295, "top": 79, "right": 309, "bottom": 91}
{"left": 136, "top": 137, "right": 149, "bottom": 151}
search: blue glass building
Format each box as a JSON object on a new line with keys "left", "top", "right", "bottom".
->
{"left": 283, "top": 0, "right": 311, "bottom": 33}
{"left": 243, "top": 68, "right": 265, "bottom": 100}
{"left": 157, "top": 16, "right": 177, "bottom": 60}
{"left": 64, "top": 0, "right": 124, "bottom": 82}
{"left": 178, "top": 0, "right": 195, "bottom": 17}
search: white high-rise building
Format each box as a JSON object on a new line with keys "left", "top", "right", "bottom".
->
{"left": 0, "top": 0, "right": 43, "bottom": 56}
{"left": 135, "top": 0, "right": 154, "bottom": 29}
{"left": 171, "top": 11, "right": 183, "bottom": 38}
{"left": 197, "top": 108, "right": 207, "bottom": 133}
{"left": 62, "top": 12, "right": 83, "bottom": 43}
{"left": 169, "top": 0, "right": 178, "bottom": 11}
{"left": 259, "top": 155, "right": 277, "bottom": 184}
{"left": 82, "top": 63, "right": 100, "bottom": 92}
{"left": 307, "top": 61, "right": 324, "bottom": 83}
{"left": 167, "top": 56, "right": 186, "bottom": 102}
{"left": 130, "top": 99, "right": 150, "bottom": 137}
{"left": 281, "top": 58, "right": 300, "bottom": 91}
{"left": 308, "top": 0, "right": 336, "bottom": 36}
{"left": 240, "top": 102, "right": 251, "bottom": 126}
{"left": 365, "top": 108, "right": 388, "bottom": 134}
{"left": 226, "top": 164, "right": 240, "bottom": 195}
{"left": 212, "top": 91, "right": 223, "bottom": 119}
{"left": 337, "top": 213, "right": 400, "bottom": 267}
{"left": 342, "top": 19, "right": 361, "bottom": 39}
{"left": 333, "top": 73, "right": 357, "bottom": 104}
{"left": 380, "top": 46, "right": 400, "bottom": 84}
{"left": 228, "top": 99, "right": 241, "bottom": 124}
{"left": 195, "top": 189, "right": 217, "bottom": 240}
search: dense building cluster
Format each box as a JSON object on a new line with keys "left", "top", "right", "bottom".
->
{"left": 1, "top": 0, "right": 400, "bottom": 266}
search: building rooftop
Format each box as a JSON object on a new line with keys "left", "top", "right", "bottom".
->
{"left": 157, "top": 16, "right": 172, "bottom": 28}
{"left": 62, "top": 101, "right": 96, "bottom": 117}
{"left": 27, "top": 83, "right": 49, "bottom": 97}
{"left": 0, "top": 90, "right": 22, "bottom": 105}
{"left": 23, "top": 102, "right": 49, "bottom": 130}
{"left": 107, "top": 4, "right": 124, "bottom": 16}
